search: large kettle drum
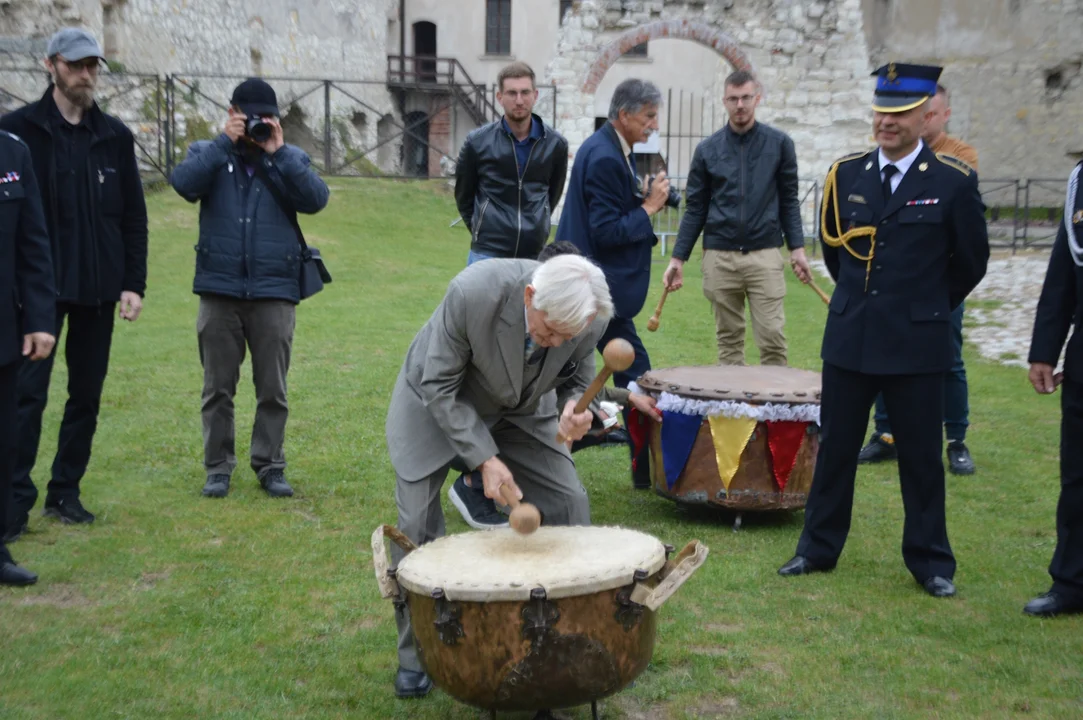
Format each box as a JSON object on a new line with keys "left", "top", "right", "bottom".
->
{"left": 372, "top": 524, "right": 708, "bottom": 714}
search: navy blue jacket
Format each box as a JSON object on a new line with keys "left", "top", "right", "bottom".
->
{"left": 0, "top": 131, "right": 55, "bottom": 367}
{"left": 1029, "top": 162, "right": 1083, "bottom": 380}
{"left": 170, "top": 134, "right": 329, "bottom": 303}
{"left": 555, "top": 123, "right": 657, "bottom": 320}
{"left": 820, "top": 143, "right": 989, "bottom": 375}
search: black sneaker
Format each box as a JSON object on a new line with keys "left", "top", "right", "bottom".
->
{"left": 947, "top": 441, "right": 975, "bottom": 475}
{"left": 259, "top": 470, "right": 294, "bottom": 497}
{"left": 42, "top": 497, "right": 95, "bottom": 524}
{"left": 202, "top": 474, "right": 231, "bottom": 498}
{"left": 571, "top": 427, "right": 632, "bottom": 453}
{"left": 448, "top": 474, "right": 508, "bottom": 530}
{"left": 857, "top": 433, "right": 897, "bottom": 464}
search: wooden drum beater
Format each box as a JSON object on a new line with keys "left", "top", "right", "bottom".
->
{"left": 646, "top": 288, "right": 670, "bottom": 332}
{"left": 556, "top": 338, "right": 636, "bottom": 444}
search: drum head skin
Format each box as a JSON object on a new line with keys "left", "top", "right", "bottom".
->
{"left": 636, "top": 365, "right": 821, "bottom": 404}
{"left": 395, "top": 526, "right": 667, "bottom": 602}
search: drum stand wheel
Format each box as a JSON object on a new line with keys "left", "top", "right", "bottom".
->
{"left": 733, "top": 512, "right": 743, "bottom": 532}
{"left": 488, "top": 702, "right": 599, "bottom": 719}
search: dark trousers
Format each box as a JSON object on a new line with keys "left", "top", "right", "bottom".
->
{"left": 1, "top": 360, "right": 17, "bottom": 563}
{"left": 197, "top": 296, "right": 296, "bottom": 479}
{"left": 796, "top": 362, "right": 955, "bottom": 583}
{"left": 597, "top": 315, "right": 652, "bottom": 483}
{"left": 12, "top": 303, "right": 116, "bottom": 518}
{"left": 874, "top": 303, "right": 969, "bottom": 442}
{"left": 1049, "top": 379, "right": 1083, "bottom": 600}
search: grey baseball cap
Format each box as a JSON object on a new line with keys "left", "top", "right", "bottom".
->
{"left": 46, "top": 27, "right": 105, "bottom": 62}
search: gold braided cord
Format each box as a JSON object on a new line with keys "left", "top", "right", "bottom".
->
{"left": 820, "top": 158, "right": 877, "bottom": 290}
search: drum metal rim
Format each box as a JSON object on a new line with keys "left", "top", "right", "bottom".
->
{"left": 636, "top": 365, "right": 822, "bottom": 404}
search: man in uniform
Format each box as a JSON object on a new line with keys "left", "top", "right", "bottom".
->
{"left": 859, "top": 83, "right": 980, "bottom": 475}
{"left": 1022, "top": 157, "right": 1083, "bottom": 617}
{"left": 384, "top": 254, "right": 612, "bottom": 697}
{"left": 0, "top": 130, "right": 57, "bottom": 585}
{"left": 777, "top": 63, "right": 990, "bottom": 598}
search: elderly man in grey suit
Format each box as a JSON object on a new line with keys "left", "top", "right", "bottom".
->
{"left": 384, "top": 254, "right": 613, "bottom": 698}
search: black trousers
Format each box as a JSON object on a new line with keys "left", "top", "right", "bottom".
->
{"left": 1050, "top": 379, "right": 1083, "bottom": 600}
{"left": 796, "top": 362, "right": 955, "bottom": 583}
{"left": 1, "top": 359, "right": 17, "bottom": 563}
{"left": 11, "top": 303, "right": 115, "bottom": 517}
{"left": 596, "top": 314, "right": 652, "bottom": 484}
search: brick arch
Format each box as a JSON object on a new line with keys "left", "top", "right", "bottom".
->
{"left": 581, "top": 19, "right": 754, "bottom": 94}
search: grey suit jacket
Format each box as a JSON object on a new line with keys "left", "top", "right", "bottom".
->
{"left": 386, "top": 259, "right": 608, "bottom": 482}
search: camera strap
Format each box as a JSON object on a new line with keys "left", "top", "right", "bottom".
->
{"left": 250, "top": 156, "right": 313, "bottom": 260}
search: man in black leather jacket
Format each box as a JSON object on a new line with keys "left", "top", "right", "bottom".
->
{"left": 449, "top": 62, "right": 569, "bottom": 530}
{"left": 454, "top": 62, "right": 568, "bottom": 264}
{"left": 663, "top": 70, "right": 811, "bottom": 367}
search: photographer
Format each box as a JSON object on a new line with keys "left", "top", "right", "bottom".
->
{"left": 170, "top": 78, "right": 329, "bottom": 500}
{"left": 664, "top": 70, "right": 810, "bottom": 368}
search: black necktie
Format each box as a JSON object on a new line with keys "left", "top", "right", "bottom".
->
{"left": 882, "top": 164, "right": 898, "bottom": 201}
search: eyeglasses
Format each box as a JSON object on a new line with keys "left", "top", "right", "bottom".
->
{"left": 57, "top": 57, "right": 100, "bottom": 74}
{"left": 724, "top": 94, "right": 757, "bottom": 106}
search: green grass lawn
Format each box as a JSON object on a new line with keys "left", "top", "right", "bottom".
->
{"left": 2, "top": 179, "right": 1080, "bottom": 720}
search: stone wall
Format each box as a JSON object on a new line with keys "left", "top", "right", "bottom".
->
{"left": 861, "top": 0, "right": 1083, "bottom": 203}
{"left": 0, "top": 0, "right": 403, "bottom": 175}
{"left": 548, "top": 0, "right": 875, "bottom": 193}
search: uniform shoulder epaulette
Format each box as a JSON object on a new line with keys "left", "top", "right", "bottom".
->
{"left": 832, "top": 150, "right": 868, "bottom": 167}
{"left": 0, "top": 129, "right": 27, "bottom": 147}
{"left": 936, "top": 153, "right": 973, "bottom": 176}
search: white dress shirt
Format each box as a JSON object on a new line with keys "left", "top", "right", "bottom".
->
{"left": 878, "top": 139, "right": 924, "bottom": 195}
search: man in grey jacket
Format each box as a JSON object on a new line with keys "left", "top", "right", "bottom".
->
{"left": 384, "top": 254, "right": 611, "bottom": 698}
{"left": 663, "top": 70, "right": 811, "bottom": 366}
{"left": 171, "top": 78, "right": 329, "bottom": 500}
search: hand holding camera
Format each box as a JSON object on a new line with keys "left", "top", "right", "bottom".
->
{"left": 641, "top": 170, "right": 671, "bottom": 216}
{"left": 225, "top": 111, "right": 284, "bottom": 155}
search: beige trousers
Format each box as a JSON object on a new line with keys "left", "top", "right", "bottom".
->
{"left": 701, "top": 247, "right": 788, "bottom": 366}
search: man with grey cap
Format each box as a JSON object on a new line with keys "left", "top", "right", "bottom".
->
{"left": 0, "top": 27, "right": 148, "bottom": 538}
{"left": 170, "top": 78, "right": 329, "bottom": 500}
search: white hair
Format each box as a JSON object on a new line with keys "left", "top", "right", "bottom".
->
{"left": 530, "top": 254, "right": 613, "bottom": 331}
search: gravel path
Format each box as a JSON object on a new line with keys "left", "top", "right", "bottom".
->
{"left": 810, "top": 251, "right": 1059, "bottom": 370}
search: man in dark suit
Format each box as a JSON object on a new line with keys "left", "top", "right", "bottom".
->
{"left": 777, "top": 63, "right": 989, "bottom": 598}
{"left": 1023, "top": 158, "right": 1083, "bottom": 617}
{"left": 555, "top": 78, "right": 672, "bottom": 489}
{"left": 0, "top": 129, "right": 57, "bottom": 586}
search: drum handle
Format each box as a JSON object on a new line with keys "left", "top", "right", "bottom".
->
{"left": 371, "top": 524, "right": 418, "bottom": 600}
{"left": 629, "top": 540, "right": 709, "bottom": 611}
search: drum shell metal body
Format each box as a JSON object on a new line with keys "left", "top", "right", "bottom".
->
{"left": 407, "top": 576, "right": 659, "bottom": 711}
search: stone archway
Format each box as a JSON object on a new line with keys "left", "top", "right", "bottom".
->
{"left": 547, "top": 0, "right": 874, "bottom": 187}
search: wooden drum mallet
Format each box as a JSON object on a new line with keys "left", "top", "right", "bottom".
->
{"left": 556, "top": 338, "right": 636, "bottom": 444}
{"left": 498, "top": 484, "right": 542, "bottom": 535}
{"left": 646, "top": 288, "right": 671, "bottom": 332}
{"left": 808, "top": 279, "right": 831, "bottom": 306}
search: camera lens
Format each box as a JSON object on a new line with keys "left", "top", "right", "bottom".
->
{"left": 247, "top": 117, "right": 271, "bottom": 142}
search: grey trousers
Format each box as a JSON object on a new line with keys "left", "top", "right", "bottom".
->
{"left": 196, "top": 296, "right": 296, "bottom": 480}
{"left": 391, "top": 420, "right": 591, "bottom": 672}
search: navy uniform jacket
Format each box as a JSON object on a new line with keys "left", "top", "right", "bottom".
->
{"left": 0, "top": 130, "right": 55, "bottom": 367}
{"left": 820, "top": 142, "right": 989, "bottom": 375}
{"left": 555, "top": 122, "right": 657, "bottom": 320}
{"left": 1029, "top": 161, "right": 1083, "bottom": 380}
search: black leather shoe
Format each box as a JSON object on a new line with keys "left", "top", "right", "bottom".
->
{"left": 0, "top": 561, "right": 38, "bottom": 586}
{"left": 857, "top": 433, "right": 896, "bottom": 464}
{"left": 1023, "top": 591, "right": 1083, "bottom": 618}
{"left": 43, "top": 497, "right": 95, "bottom": 524}
{"left": 394, "top": 667, "right": 433, "bottom": 698}
{"left": 778, "top": 555, "right": 831, "bottom": 576}
{"left": 571, "top": 427, "right": 631, "bottom": 453}
{"left": 947, "top": 441, "right": 975, "bottom": 475}
{"left": 922, "top": 576, "right": 956, "bottom": 598}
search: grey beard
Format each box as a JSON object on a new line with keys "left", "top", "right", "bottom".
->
{"left": 63, "top": 88, "right": 95, "bottom": 109}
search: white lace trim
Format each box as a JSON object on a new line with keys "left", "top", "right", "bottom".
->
{"left": 628, "top": 382, "right": 820, "bottom": 424}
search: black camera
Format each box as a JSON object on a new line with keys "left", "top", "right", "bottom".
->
{"left": 646, "top": 175, "right": 682, "bottom": 209}
{"left": 246, "top": 116, "right": 272, "bottom": 143}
